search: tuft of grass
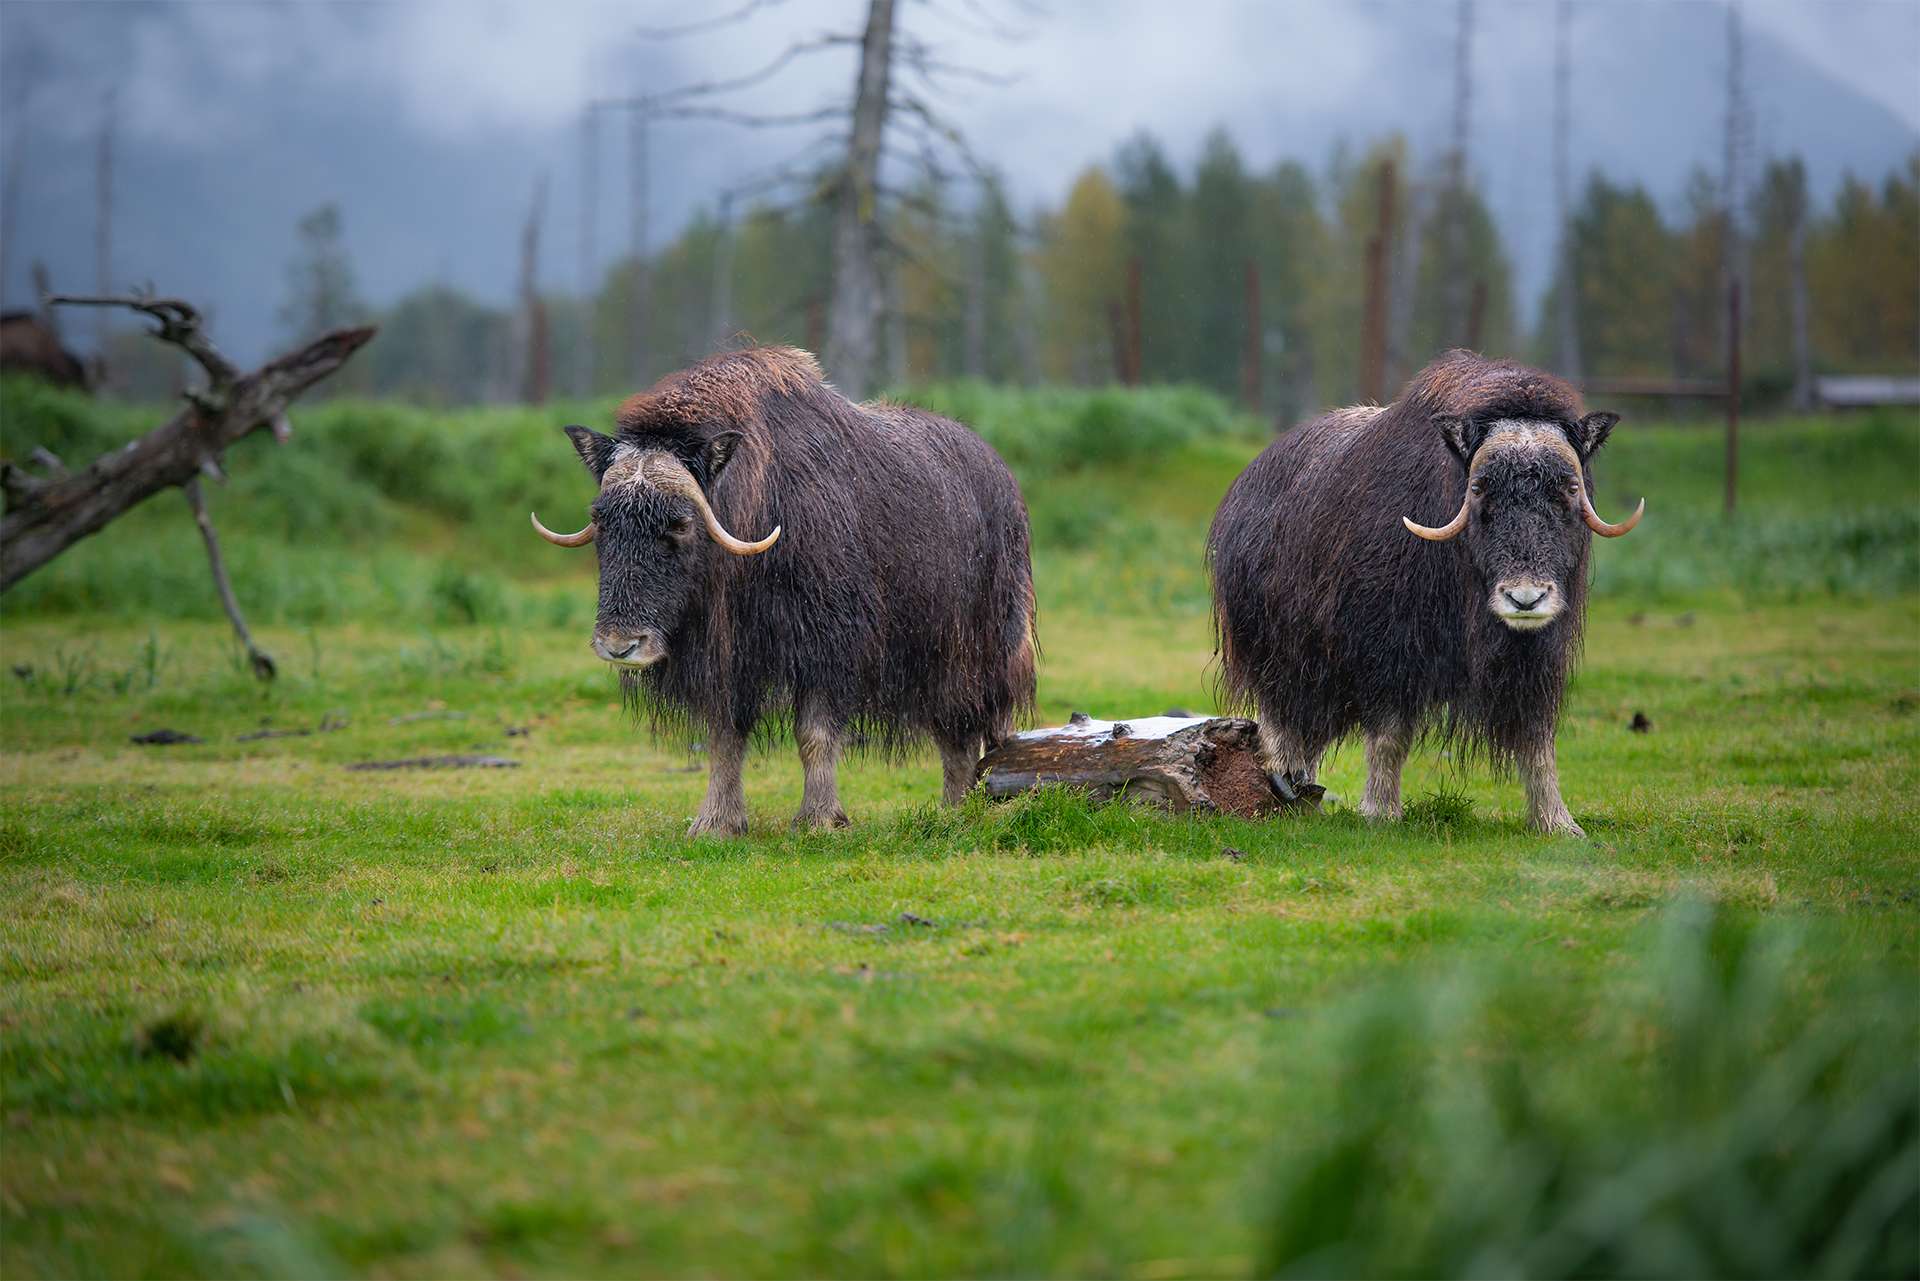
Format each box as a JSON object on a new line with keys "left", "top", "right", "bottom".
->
{"left": 1403, "top": 785, "right": 1476, "bottom": 832}
{"left": 135, "top": 1008, "right": 205, "bottom": 1063}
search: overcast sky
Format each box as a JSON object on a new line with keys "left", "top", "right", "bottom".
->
{"left": 4, "top": 0, "right": 1916, "bottom": 363}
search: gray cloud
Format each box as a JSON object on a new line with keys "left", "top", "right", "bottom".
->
{"left": 3, "top": 0, "right": 1914, "bottom": 364}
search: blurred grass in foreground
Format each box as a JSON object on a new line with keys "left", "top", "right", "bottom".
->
{"left": 1261, "top": 899, "right": 1917, "bottom": 1279}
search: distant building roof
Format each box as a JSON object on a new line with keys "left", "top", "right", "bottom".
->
{"left": 1815, "top": 375, "right": 1920, "bottom": 408}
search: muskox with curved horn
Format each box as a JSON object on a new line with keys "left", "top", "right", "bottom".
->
{"left": 1207, "top": 350, "right": 1643, "bottom": 835}
{"left": 533, "top": 345, "right": 1037, "bottom": 836}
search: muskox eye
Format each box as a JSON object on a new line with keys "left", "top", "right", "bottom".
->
{"left": 1469, "top": 479, "right": 1485, "bottom": 496}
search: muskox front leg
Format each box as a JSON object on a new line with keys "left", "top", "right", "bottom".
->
{"left": 1257, "top": 718, "right": 1323, "bottom": 799}
{"left": 1520, "top": 736, "right": 1585, "bottom": 837}
{"left": 938, "top": 735, "right": 981, "bottom": 807}
{"left": 1358, "top": 723, "right": 1410, "bottom": 820}
{"left": 689, "top": 723, "right": 749, "bottom": 838}
{"left": 793, "top": 708, "right": 851, "bottom": 831}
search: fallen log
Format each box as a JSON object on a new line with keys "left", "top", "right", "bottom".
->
{"left": 976, "top": 713, "right": 1323, "bottom": 819}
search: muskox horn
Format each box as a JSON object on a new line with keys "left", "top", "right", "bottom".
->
{"left": 1402, "top": 491, "right": 1470, "bottom": 542}
{"left": 530, "top": 511, "right": 596, "bottom": 547}
{"left": 642, "top": 454, "right": 780, "bottom": 556}
{"left": 1579, "top": 481, "right": 1644, "bottom": 537}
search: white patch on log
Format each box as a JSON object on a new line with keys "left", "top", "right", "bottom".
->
{"left": 1012, "top": 715, "right": 1213, "bottom": 743}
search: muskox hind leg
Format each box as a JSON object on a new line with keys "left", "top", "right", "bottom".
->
{"left": 793, "top": 707, "right": 851, "bottom": 831}
{"left": 1520, "top": 736, "right": 1585, "bottom": 837}
{"left": 689, "top": 724, "right": 749, "bottom": 839}
{"left": 938, "top": 735, "right": 981, "bottom": 807}
{"left": 1358, "top": 722, "right": 1411, "bottom": 821}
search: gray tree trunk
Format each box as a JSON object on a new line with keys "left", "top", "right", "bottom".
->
{"left": 824, "top": 0, "right": 895, "bottom": 399}
{"left": 628, "top": 106, "right": 652, "bottom": 385}
{"left": 1552, "top": 0, "right": 1582, "bottom": 380}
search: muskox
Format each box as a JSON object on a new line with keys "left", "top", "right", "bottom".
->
{"left": 1208, "top": 350, "right": 1643, "bottom": 835}
{"left": 532, "top": 346, "right": 1037, "bottom": 835}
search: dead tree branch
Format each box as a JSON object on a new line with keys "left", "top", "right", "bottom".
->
{"left": 2, "top": 298, "right": 375, "bottom": 643}
{"left": 183, "top": 478, "right": 275, "bottom": 679}
{"left": 637, "top": 0, "right": 791, "bottom": 39}
{"left": 45, "top": 291, "right": 238, "bottom": 387}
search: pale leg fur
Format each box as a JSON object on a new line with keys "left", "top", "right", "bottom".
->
{"left": 688, "top": 724, "right": 748, "bottom": 838}
{"left": 793, "top": 708, "right": 850, "bottom": 831}
{"left": 1258, "top": 718, "right": 1323, "bottom": 783}
{"left": 938, "top": 736, "right": 981, "bottom": 807}
{"left": 1358, "top": 723, "right": 1411, "bottom": 820}
{"left": 1521, "top": 736, "right": 1585, "bottom": 837}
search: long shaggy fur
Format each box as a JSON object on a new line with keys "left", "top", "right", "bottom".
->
{"left": 1208, "top": 350, "right": 1594, "bottom": 768}
{"left": 615, "top": 346, "right": 1037, "bottom": 756}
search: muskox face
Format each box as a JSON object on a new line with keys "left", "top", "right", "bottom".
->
{"left": 1404, "top": 412, "right": 1641, "bottom": 633}
{"left": 530, "top": 426, "right": 779, "bottom": 669}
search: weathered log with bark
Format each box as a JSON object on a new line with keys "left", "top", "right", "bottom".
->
{"left": 0, "top": 292, "right": 374, "bottom": 678}
{"left": 976, "top": 713, "right": 1324, "bottom": 819}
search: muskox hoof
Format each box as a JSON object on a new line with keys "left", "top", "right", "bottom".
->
{"left": 792, "top": 807, "right": 851, "bottom": 833}
{"left": 688, "top": 813, "right": 748, "bottom": 838}
{"left": 1532, "top": 812, "right": 1587, "bottom": 838}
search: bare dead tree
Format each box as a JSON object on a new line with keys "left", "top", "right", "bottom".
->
{"left": 1552, "top": 0, "right": 1582, "bottom": 380}
{"left": 1, "top": 292, "right": 375, "bottom": 676}
{"left": 827, "top": 0, "right": 897, "bottom": 396}
{"left": 1787, "top": 164, "right": 1813, "bottom": 411}
{"left": 1441, "top": 0, "right": 1475, "bottom": 344}
{"left": 1387, "top": 172, "right": 1428, "bottom": 387}
{"left": 610, "top": 0, "right": 1029, "bottom": 398}
{"left": 709, "top": 189, "right": 739, "bottom": 352}
{"left": 1722, "top": 0, "right": 1750, "bottom": 359}
{"left": 627, "top": 96, "right": 652, "bottom": 384}
{"left": 517, "top": 174, "right": 551, "bottom": 404}
{"left": 577, "top": 107, "right": 599, "bottom": 396}
{"left": 0, "top": 43, "right": 38, "bottom": 309}
{"left": 1359, "top": 157, "right": 1397, "bottom": 404}
{"left": 92, "top": 89, "right": 117, "bottom": 361}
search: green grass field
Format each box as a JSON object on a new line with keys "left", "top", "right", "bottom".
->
{"left": 2, "top": 386, "right": 1916, "bottom": 1278}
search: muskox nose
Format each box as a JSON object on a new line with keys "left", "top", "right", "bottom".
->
{"left": 1504, "top": 586, "right": 1550, "bottom": 611}
{"left": 593, "top": 629, "right": 663, "bottom": 667}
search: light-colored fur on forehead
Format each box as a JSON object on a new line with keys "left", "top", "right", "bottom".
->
{"left": 1469, "top": 419, "right": 1581, "bottom": 475}
{"left": 600, "top": 447, "right": 695, "bottom": 495}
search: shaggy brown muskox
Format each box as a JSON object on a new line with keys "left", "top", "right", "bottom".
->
{"left": 532, "top": 346, "right": 1037, "bottom": 836}
{"left": 1207, "top": 350, "right": 1643, "bottom": 835}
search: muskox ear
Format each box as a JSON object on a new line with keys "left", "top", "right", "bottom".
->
{"left": 1434, "top": 415, "right": 1480, "bottom": 468}
{"left": 562, "top": 425, "right": 616, "bottom": 480}
{"left": 1571, "top": 411, "right": 1620, "bottom": 459}
{"left": 701, "top": 430, "right": 745, "bottom": 486}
